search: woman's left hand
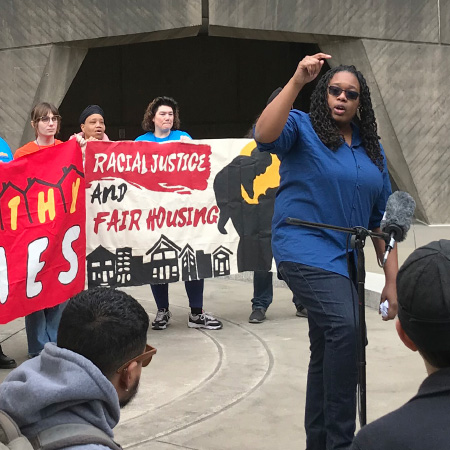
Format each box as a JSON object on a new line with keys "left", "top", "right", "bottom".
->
{"left": 380, "top": 282, "right": 398, "bottom": 321}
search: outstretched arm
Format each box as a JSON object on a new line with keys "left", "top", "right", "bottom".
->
{"left": 254, "top": 53, "right": 331, "bottom": 143}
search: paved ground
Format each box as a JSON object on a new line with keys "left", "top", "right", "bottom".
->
{"left": 1, "top": 223, "right": 448, "bottom": 449}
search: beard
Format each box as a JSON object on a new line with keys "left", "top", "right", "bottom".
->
{"left": 119, "top": 379, "right": 140, "bottom": 408}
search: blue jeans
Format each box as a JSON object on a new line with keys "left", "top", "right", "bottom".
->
{"left": 151, "top": 279, "right": 204, "bottom": 310}
{"left": 252, "top": 271, "right": 304, "bottom": 311}
{"left": 25, "top": 303, "right": 66, "bottom": 356}
{"left": 278, "top": 262, "right": 358, "bottom": 450}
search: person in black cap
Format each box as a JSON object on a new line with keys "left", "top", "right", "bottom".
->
{"left": 76, "top": 105, "right": 109, "bottom": 141}
{"left": 351, "top": 239, "right": 450, "bottom": 449}
{"left": 236, "top": 87, "right": 307, "bottom": 324}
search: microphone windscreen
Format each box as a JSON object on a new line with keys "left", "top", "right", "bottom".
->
{"left": 381, "top": 191, "right": 416, "bottom": 242}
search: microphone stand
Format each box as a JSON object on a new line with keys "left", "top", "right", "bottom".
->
{"left": 285, "top": 217, "right": 388, "bottom": 427}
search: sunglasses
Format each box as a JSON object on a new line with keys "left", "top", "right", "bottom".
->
{"left": 36, "top": 115, "right": 61, "bottom": 124}
{"left": 328, "top": 86, "right": 359, "bottom": 101}
{"left": 116, "top": 344, "right": 157, "bottom": 373}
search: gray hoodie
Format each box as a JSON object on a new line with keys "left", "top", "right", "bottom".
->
{"left": 0, "top": 342, "right": 120, "bottom": 449}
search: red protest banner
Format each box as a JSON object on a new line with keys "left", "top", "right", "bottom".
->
{"left": 0, "top": 140, "right": 85, "bottom": 324}
{"left": 84, "top": 140, "right": 211, "bottom": 194}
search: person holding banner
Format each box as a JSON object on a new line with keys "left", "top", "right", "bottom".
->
{"left": 136, "top": 96, "right": 222, "bottom": 331}
{"left": 14, "top": 102, "right": 67, "bottom": 357}
{"left": 14, "top": 102, "right": 63, "bottom": 159}
{"left": 254, "top": 54, "right": 398, "bottom": 449}
{"left": 74, "top": 104, "right": 110, "bottom": 142}
{"left": 0, "top": 135, "right": 17, "bottom": 368}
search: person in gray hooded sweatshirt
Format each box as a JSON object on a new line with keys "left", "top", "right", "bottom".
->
{"left": 0, "top": 287, "right": 155, "bottom": 449}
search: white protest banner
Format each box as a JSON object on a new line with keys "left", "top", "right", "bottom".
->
{"left": 85, "top": 139, "right": 280, "bottom": 288}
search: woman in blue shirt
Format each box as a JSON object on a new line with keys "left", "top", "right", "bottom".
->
{"left": 136, "top": 96, "right": 191, "bottom": 143}
{"left": 136, "top": 96, "right": 222, "bottom": 331}
{"left": 255, "top": 54, "right": 398, "bottom": 449}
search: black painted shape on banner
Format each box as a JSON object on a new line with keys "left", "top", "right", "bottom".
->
{"left": 180, "top": 244, "right": 198, "bottom": 281}
{"left": 116, "top": 247, "right": 132, "bottom": 285}
{"left": 196, "top": 250, "right": 212, "bottom": 279}
{"left": 212, "top": 246, "right": 233, "bottom": 277}
{"left": 86, "top": 245, "right": 117, "bottom": 288}
{"left": 213, "top": 148, "right": 274, "bottom": 272}
{"left": 146, "top": 235, "right": 181, "bottom": 283}
{"left": 86, "top": 238, "right": 233, "bottom": 287}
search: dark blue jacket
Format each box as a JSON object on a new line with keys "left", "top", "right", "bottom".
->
{"left": 351, "top": 367, "right": 450, "bottom": 449}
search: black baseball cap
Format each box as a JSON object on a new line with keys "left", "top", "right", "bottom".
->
{"left": 397, "top": 240, "right": 450, "bottom": 352}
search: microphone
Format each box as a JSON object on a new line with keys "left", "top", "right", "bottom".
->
{"left": 380, "top": 191, "right": 416, "bottom": 265}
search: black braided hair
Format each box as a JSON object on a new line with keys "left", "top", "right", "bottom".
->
{"left": 309, "top": 65, "right": 384, "bottom": 171}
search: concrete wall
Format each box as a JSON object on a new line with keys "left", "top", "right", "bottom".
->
{"left": 208, "top": 0, "right": 449, "bottom": 224}
{"left": 0, "top": 0, "right": 448, "bottom": 223}
{"left": 0, "top": 0, "right": 202, "bottom": 149}
{"left": 208, "top": 0, "right": 439, "bottom": 43}
{"left": 0, "top": 0, "right": 203, "bottom": 49}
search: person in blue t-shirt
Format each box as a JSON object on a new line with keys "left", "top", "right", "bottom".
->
{"left": 254, "top": 53, "right": 399, "bottom": 449}
{"left": 135, "top": 96, "right": 192, "bottom": 143}
{"left": 0, "top": 136, "right": 13, "bottom": 163}
{"left": 135, "top": 96, "right": 222, "bottom": 331}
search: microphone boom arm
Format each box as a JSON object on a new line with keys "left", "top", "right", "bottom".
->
{"left": 285, "top": 217, "right": 389, "bottom": 242}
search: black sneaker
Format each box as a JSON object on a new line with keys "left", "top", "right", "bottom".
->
{"left": 296, "top": 306, "right": 308, "bottom": 318}
{"left": 249, "top": 309, "right": 266, "bottom": 323}
{"left": 152, "top": 309, "right": 172, "bottom": 330}
{"left": 188, "top": 311, "right": 223, "bottom": 330}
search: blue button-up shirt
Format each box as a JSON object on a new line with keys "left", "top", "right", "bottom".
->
{"left": 257, "top": 110, "right": 391, "bottom": 278}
